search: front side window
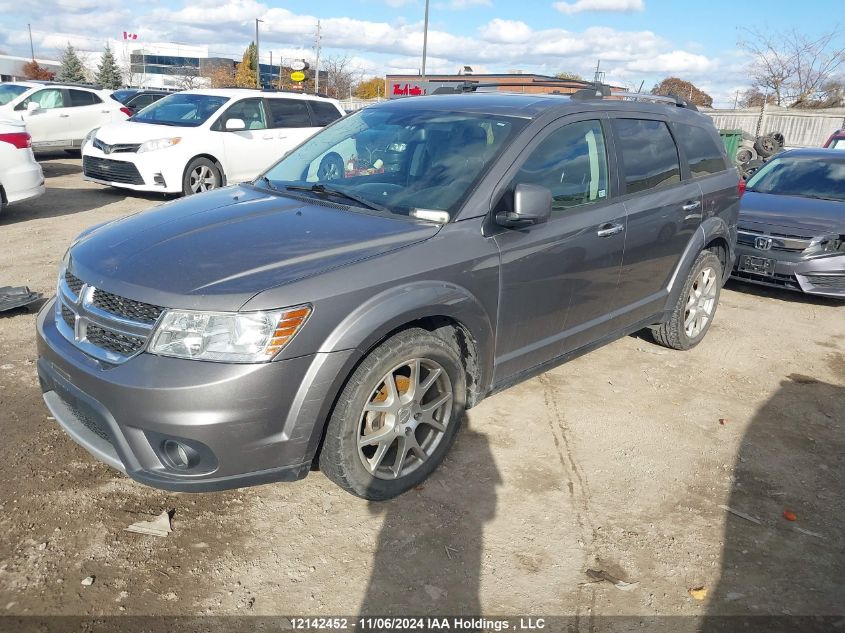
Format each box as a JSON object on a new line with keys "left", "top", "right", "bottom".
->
{"left": 614, "top": 119, "right": 681, "bottom": 194}
{"left": 746, "top": 155, "right": 845, "bottom": 201}
{"left": 69, "top": 90, "right": 102, "bottom": 107}
{"left": 131, "top": 93, "right": 229, "bottom": 127}
{"left": 676, "top": 123, "right": 727, "bottom": 177}
{"left": 0, "top": 84, "right": 28, "bottom": 105}
{"left": 260, "top": 107, "right": 526, "bottom": 219}
{"left": 267, "top": 99, "right": 312, "bottom": 128}
{"left": 221, "top": 98, "right": 267, "bottom": 130}
{"left": 17, "top": 89, "right": 65, "bottom": 110}
{"left": 509, "top": 120, "right": 609, "bottom": 213}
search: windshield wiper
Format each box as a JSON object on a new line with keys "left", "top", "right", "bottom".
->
{"left": 255, "top": 175, "right": 277, "bottom": 191}
{"left": 285, "top": 184, "right": 390, "bottom": 213}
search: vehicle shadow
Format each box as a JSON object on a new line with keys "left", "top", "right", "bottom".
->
{"left": 700, "top": 369, "right": 845, "bottom": 632}
{"left": 37, "top": 155, "right": 83, "bottom": 177}
{"left": 358, "top": 423, "right": 500, "bottom": 624}
{"left": 724, "top": 279, "right": 843, "bottom": 307}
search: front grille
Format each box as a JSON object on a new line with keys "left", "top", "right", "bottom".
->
{"left": 733, "top": 269, "right": 801, "bottom": 290}
{"left": 64, "top": 271, "right": 83, "bottom": 296}
{"left": 93, "top": 138, "right": 140, "bottom": 154}
{"left": 83, "top": 156, "right": 144, "bottom": 185}
{"left": 86, "top": 324, "right": 146, "bottom": 355}
{"left": 737, "top": 230, "right": 811, "bottom": 253}
{"left": 803, "top": 274, "right": 845, "bottom": 290}
{"left": 92, "top": 289, "right": 163, "bottom": 324}
{"left": 61, "top": 304, "right": 75, "bottom": 329}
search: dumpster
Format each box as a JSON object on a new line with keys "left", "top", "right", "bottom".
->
{"left": 719, "top": 129, "right": 743, "bottom": 161}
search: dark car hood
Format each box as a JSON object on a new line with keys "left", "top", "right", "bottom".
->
{"left": 739, "top": 191, "right": 845, "bottom": 235}
{"left": 69, "top": 185, "right": 440, "bottom": 311}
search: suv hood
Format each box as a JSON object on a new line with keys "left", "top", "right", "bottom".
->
{"left": 68, "top": 185, "right": 441, "bottom": 311}
{"left": 739, "top": 191, "right": 845, "bottom": 236}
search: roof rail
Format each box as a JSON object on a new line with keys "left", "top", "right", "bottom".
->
{"left": 430, "top": 78, "right": 596, "bottom": 95}
{"left": 30, "top": 79, "right": 103, "bottom": 90}
{"left": 571, "top": 82, "right": 699, "bottom": 111}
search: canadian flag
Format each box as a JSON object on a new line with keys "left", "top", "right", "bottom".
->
{"left": 123, "top": 32, "right": 138, "bottom": 40}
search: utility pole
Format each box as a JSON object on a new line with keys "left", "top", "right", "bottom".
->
{"left": 255, "top": 18, "right": 263, "bottom": 88}
{"left": 314, "top": 20, "right": 322, "bottom": 94}
{"left": 593, "top": 59, "right": 603, "bottom": 84}
{"left": 421, "top": 0, "right": 430, "bottom": 80}
{"left": 733, "top": 90, "right": 739, "bottom": 110}
{"left": 28, "top": 24, "right": 35, "bottom": 60}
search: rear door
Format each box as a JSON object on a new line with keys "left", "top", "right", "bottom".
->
{"left": 609, "top": 116, "right": 702, "bottom": 327}
{"left": 265, "top": 97, "right": 320, "bottom": 154}
{"left": 493, "top": 115, "right": 627, "bottom": 383}
{"left": 67, "top": 89, "right": 107, "bottom": 143}
{"left": 217, "top": 97, "right": 277, "bottom": 182}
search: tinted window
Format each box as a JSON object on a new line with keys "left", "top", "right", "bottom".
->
{"left": 615, "top": 119, "right": 681, "bottom": 194}
{"left": 17, "top": 89, "right": 65, "bottom": 110}
{"left": 510, "top": 120, "right": 609, "bottom": 213}
{"left": 746, "top": 154, "right": 845, "bottom": 202}
{"left": 676, "top": 123, "right": 726, "bottom": 177}
{"left": 267, "top": 98, "right": 312, "bottom": 128}
{"left": 69, "top": 90, "right": 101, "bottom": 107}
{"left": 128, "top": 94, "right": 157, "bottom": 109}
{"left": 309, "top": 101, "right": 342, "bottom": 126}
{"left": 221, "top": 98, "right": 267, "bottom": 130}
{"left": 132, "top": 93, "right": 229, "bottom": 127}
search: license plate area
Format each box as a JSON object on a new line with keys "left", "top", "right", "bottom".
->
{"left": 739, "top": 254, "right": 775, "bottom": 276}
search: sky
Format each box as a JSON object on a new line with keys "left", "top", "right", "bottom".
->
{"left": 0, "top": 0, "right": 842, "bottom": 106}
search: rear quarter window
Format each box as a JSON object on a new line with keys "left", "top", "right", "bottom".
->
{"left": 676, "top": 123, "right": 727, "bottom": 177}
{"left": 614, "top": 118, "right": 681, "bottom": 195}
{"left": 266, "top": 98, "right": 312, "bottom": 128}
{"left": 309, "top": 101, "right": 343, "bottom": 126}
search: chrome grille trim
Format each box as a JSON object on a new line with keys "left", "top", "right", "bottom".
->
{"left": 737, "top": 230, "right": 811, "bottom": 252}
{"left": 55, "top": 269, "right": 164, "bottom": 364}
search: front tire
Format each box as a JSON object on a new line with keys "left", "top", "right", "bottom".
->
{"left": 652, "top": 250, "right": 723, "bottom": 350}
{"left": 319, "top": 328, "right": 466, "bottom": 500}
{"left": 182, "top": 158, "right": 222, "bottom": 196}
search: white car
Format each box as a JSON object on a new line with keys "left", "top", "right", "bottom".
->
{"left": 80, "top": 89, "right": 345, "bottom": 196}
{"left": 0, "top": 115, "right": 45, "bottom": 213}
{"left": 0, "top": 81, "right": 130, "bottom": 151}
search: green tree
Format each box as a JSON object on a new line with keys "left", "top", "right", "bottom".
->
{"left": 57, "top": 43, "right": 87, "bottom": 83}
{"left": 234, "top": 42, "right": 257, "bottom": 88}
{"left": 95, "top": 43, "right": 123, "bottom": 89}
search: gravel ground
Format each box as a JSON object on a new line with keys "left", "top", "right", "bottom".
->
{"left": 0, "top": 156, "right": 843, "bottom": 627}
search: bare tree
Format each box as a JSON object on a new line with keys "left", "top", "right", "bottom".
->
{"left": 739, "top": 26, "right": 845, "bottom": 107}
{"left": 321, "top": 54, "right": 364, "bottom": 99}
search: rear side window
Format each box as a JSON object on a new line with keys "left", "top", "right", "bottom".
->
{"left": 676, "top": 123, "right": 727, "bottom": 177}
{"left": 266, "top": 98, "right": 312, "bottom": 128}
{"left": 614, "top": 119, "right": 681, "bottom": 194}
{"left": 309, "top": 101, "right": 342, "bottom": 126}
{"left": 511, "top": 119, "right": 609, "bottom": 213}
{"left": 69, "top": 90, "right": 102, "bottom": 107}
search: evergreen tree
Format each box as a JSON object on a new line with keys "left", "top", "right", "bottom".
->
{"left": 95, "top": 43, "right": 123, "bottom": 89}
{"left": 234, "top": 42, "right": 258, "bottom": 88}
{"left": 57, "top": 44, "right": 87, "bottom": 83}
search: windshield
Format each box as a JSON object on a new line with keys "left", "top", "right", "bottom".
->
{"left": 111, "top": 89, "right": 138, "bottom": 104}
{"left": 746, "top": 154, "right": 845, "bottom": 202}
{"left": 0, "top": 84, "right": 28, "bottom": 105}
{"left": 259, "top": 106, "right": 527, "bottom": 219}
{"left": 131, "top": 93, "right": 229, "bottom": 127}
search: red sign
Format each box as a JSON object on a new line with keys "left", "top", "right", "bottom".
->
{"left": 391, "top": 83, "right": 426, "bottom": 97}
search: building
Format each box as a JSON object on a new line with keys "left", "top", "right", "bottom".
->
{"left": 0, "top": 54, "right": 60, "bottom": 82}
{"left": 384, "top": 72, "right": 624, "bottom": 99}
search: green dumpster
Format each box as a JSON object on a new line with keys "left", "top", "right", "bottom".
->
{"left": 719, "top": 129, "right": 743, "bottom": 161}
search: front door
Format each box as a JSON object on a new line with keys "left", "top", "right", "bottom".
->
{"left": 492, "top": 117, "right": 626, "bottom": 384}
{"left": 17, "top": 88, "right": 69, "bottom": 147}
{"left": 218, "top": 98, "right": 278, "bottom": 182}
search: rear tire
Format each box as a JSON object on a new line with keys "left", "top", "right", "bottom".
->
{"left": 652, "top": 250, "right": 722, "bottom": 351}
{"left": 182, "top": 158, "right": 222, "bottom": 196}
{"left": 319, "top": 328, "right": 466, "bottom": 500}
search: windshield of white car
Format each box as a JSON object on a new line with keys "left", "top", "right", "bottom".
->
{"left": 257, "top": 107, "right": 526, "bottom": 219}
{"left": 131, "top": 93, "right": 229, "bottom": 127}
{"left": 746, "top": 155, "right": 845, "bottom": 202}
{"left": 0, "top": 84, "right": 28, "bottom": 105}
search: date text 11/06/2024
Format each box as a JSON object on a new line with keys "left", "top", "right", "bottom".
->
{"left": 291, "top": 617, "right": 547, "bottom": 631}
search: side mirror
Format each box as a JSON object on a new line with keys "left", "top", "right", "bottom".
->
{"left": 225, "top": 118, "right": 246, "bottom": 131}
{"left": 495, "top": 183, "right": 552, "bottom": 228}
{"left": 26, "top": 102, "right": 41, "bottom": 113}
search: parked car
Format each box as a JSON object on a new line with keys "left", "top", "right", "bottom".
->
{"left": 81, "top": 89, "right": 345, "bottom": 196}
{"left": 0, "top": 115, "right": 45, "bottom": 213}
{"left": 37, "top": 89, "right": 739, "bottom": 499}
{"left": 732, "top": 148, "right": 845, "bottom": 298}
{"left": 0, "top": 81, "right": 130, "bottom": 151}
{"left": 823, "top": 129, "right": 845, "bottom": 149}
{"left": 112, "top": 89, "right": 169, "bottom": 114}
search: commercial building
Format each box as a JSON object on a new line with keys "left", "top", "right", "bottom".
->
{"left": 385, "top": 72, "right": 623, "bottom": 99}
{"left": 0, "top": 54, "right": 60, "bottom": 82}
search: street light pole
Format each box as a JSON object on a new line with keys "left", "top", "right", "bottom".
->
{"left": 28, "top": 24, "right": 35, "bottom": 60}
{"left": 421, "top": 0, "right": 430, "bottom": 80}
{"left": 255, "top": 18, "right": 264, "bottom": 88}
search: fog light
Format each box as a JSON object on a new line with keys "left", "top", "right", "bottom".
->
{"left": 162, "top": 439, "right": 199, "bottom": 470}
{"left": 153, "top": 173, "right": 167, "bottom": 187}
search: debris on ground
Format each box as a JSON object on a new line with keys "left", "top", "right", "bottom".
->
{"left": 688, "top": 586, "right": 708, "bottom": 601}
{"left": 783, "top": 510, "right": 798, "bottom": 521}
{"left": 636, "top": 346, "right": 668, "bottom": 356}
{"left": 719, "top": 505, "right": 762, "bottom": 525}
{"left": 125, "top": 510, "right": 173, "bottom": 537}
{"left": 0, "top": 286, "right": 41, "bottom": 313}
{"left": 719, "top": 418, "right": 729, "bottom": 425}
{"left": 80, "top": 576, "right": 95, "bottom": 587}
{"left": 793, "top": 526, "right": 825, "bottom": 539}
{"left": 585, "top": 569, "right": 638, "bottom": 591}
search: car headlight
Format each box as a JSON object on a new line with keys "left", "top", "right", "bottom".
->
{"left": 803, "top": 233, "right": 845, "bottom": 257}
{"left": 82, "top": 127, "right": 99, "bottom": 148}
{"left": 148, "top": 306, "right": 311, "bottom": 362}
{"left": 137, "top": 137, "right": 182, "bottom": 153}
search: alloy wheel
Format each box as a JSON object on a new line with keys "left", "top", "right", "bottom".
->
{"left": 684, "top": 266, "right": 718, "bottom": 338}
{"left": 190, "top": 165, "right": 217, "bottom": 193}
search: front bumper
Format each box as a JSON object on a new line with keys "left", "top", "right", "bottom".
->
{"left": 731, "top": 244, "right": 845, "bottom": 298}
{"left": 81, "top": 145, "right": 185, "bottom": 194}
{"left": 36, "top": 298, "right": 354, "bottom": 491}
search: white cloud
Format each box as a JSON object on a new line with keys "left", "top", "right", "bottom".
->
{"left": 441, "top": 0, "right": 492, "bottom": 8}
{"left": 625, "top": 50, "right": 718, "bottom": 74}
{"left": 478, "top": 19, "right": 534, "bottom": 44}
{"left": 554, "top": 0, "right": 644, "bottom": 15}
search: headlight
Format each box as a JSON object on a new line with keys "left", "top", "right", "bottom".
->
{"left": 148, "top": 306, "right": 311, "bottom": 362}
{"left": 137, "top": 137, "right": 182, "bottom": 153}
{"left": 82, "top": 127, "right": 99, "bottom": 148}
{"left": 803, "top": 233, "right": 845, "bottom": 257}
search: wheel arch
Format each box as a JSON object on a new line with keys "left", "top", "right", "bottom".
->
{"left": 183, "top": 153, "right": 227, "bottom": 187}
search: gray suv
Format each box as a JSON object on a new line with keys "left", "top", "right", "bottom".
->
{"left": 36, "top": 88, "right": 739, "bottom": 500}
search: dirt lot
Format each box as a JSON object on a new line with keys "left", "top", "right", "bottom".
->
{"left": 1, "top": 156, "right": 843, "bottom": 628}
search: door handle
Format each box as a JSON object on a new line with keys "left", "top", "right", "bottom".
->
{"left": 682, "top": 200, "right": 701, "bottom": 212}
{"left": 277, "top": 134, "right": 287, "bottom": 139}
{"left": 59, "top": 114, "right": 70, "bottom": 118}
{"left": 597, "top": 222, "right": 624, "bottom": 237}
{"left": 262, "top": 134, "right": 274, "bottom": 140}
